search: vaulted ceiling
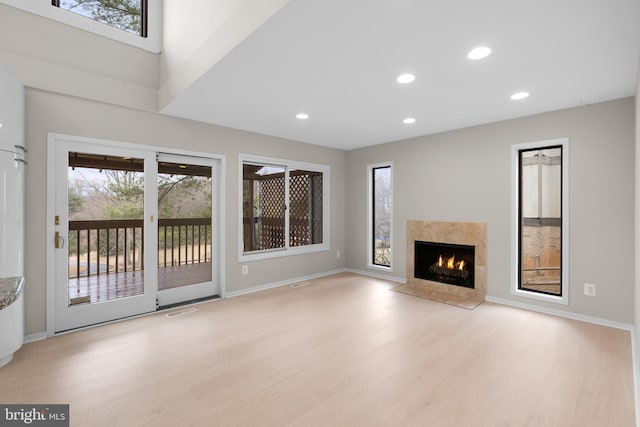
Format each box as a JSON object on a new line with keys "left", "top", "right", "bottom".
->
{"left": 160, "top": 0, "right": 640, "bottom": 150}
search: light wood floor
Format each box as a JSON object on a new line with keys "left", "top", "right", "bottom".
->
{"left": 0, "top": 273, "right": 635, "bottom": 426}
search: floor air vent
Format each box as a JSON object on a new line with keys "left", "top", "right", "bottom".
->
{"left": 290, "top": 282, "right": 312, "bottom": 288}
{"left": 165, "top": 307, "right": 198, "bottom": 318}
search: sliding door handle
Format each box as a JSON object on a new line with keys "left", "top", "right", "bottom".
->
{"left": 55, "top": 231, "right": 65, "bottom": 249}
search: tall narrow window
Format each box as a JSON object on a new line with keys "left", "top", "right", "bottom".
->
{"left": 369, "top": 163, "right": 392, "bottom": 268}
{"left": 52, "top": 0, "right": 148, "bottom": 37}
{"left": 513, "top": 139, "right": 569, "bottom": 304}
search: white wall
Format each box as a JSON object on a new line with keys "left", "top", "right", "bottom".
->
{"left": 346, "top": 98, "right": 635, "bottom": 324}
{"left": 24, "top": 88, "right": 347, "bottom": 335}
{"left": 0, "top": 1, "right": 293, "bottom": 114}
{"left": 159, "top": 0, "right": 290, "bottom": 109}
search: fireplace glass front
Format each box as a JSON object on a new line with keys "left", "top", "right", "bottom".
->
{"left": 414, "top": 241, "right": 475, "bottom": 289}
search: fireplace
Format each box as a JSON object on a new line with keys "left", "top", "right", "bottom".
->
{"left": 399, "top": 221, "right": 487, "bottom": 309}
{"left": 414, "top": 241, "right": 475, "bottom": 289}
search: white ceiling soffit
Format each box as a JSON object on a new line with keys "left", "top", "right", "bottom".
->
{"left": 160, "top": 0, "right": 640, "bottom": 150}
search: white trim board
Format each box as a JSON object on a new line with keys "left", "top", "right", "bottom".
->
{"left": 345, "top": 268, "right": 406, "bottom": 284}
{"left": 225, "top": 269, "right": 348, "bottom": 298}
{"left": 485, "top": 295, "right": 633, "bottom": 331}
{"left": 23, "top": 332, "right": 47, "bottom": 344}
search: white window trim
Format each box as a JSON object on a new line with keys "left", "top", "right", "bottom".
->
{"left": 511, "top": 138, "right": 569, "bottom": 305}
{"left": 238, "top": 154, "right": 330, "bottom": 263}
{"left": 1, "top": 0, "right": 161, "bottom": 53}
{"left": 367, "top": 161, "right": 393, "bottom": 271}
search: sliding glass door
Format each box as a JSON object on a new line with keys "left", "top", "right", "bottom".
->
{"left": 52, "top": 139, "right": 222, "bottom": 331}
{"left": 156, "top": 153, "right": 219, "bottom": 307}
{"left": 54, "top": 140, "right": 157, "bottom": 332}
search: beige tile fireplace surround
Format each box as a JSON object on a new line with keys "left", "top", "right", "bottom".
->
{"left": 394, "top": 221, "right": 487, "bottom": 309}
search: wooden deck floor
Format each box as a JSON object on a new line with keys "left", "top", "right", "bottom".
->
{"left": 68, "top": 262, "right": 212, "bottom": 304}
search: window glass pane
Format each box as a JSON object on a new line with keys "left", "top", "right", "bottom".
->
{"left": 243, "top": 163, "right": 286, "bottom": 252}
{"left": 157, "top": 162, "right": 212, "bottom": 289}
{"left": 373, "top": 166, "right": 391, "bottom": 267}
{"left": 519, "top": 147, "right": 562, "bottom": 295}
{"left": 67, "top": 152, "right": 145, "bottom": 305}
{"left": 289, "top": 169, "right": 323, "bottom": 247}
{"left": 56, "top": 0, "right": 145, "bottom": 36}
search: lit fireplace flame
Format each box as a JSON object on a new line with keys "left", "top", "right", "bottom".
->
{"left": 446, "top": 255, "right": 455, "bottom": 269}
{"left": 429, "top": 252, "right": 470, "bottom": 281}
{"left": 436, "top": 254, "right": 466, "bottom": 271}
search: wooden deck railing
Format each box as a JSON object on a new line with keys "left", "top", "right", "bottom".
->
{"left": 68, "top": 218, "right": 211, "bottom": 279}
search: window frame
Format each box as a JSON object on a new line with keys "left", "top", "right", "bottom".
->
{"left": 0, "top": 0, "right": 161, "bottom": 53}
{"left": 51, "top": 0, "right": 148, "bottom": 38}
{"left": 511, "top": 138, "right": 569, "bottom": 305}
{"left": 367, "top": 161, "right": 393, "bottom": 271}
{"left": 238, "top": 154, "right": 330, "bottom": 263}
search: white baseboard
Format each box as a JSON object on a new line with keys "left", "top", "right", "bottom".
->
{"left": 24, "top": 332, "right": 47, "bottom": 344}
{"left": 485, "top": 296, "right": 633, "bottom": 331}
{"left": 225, "top": 269, "right": 349, "bottom": 298}
{"left": 345, "top": 268, "right": 406, "bottom": 284}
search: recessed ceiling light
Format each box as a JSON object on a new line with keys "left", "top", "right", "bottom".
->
{"left": 403, "top": 117, "right": 416, "bottom": 124}
{"left": 396, "top": 74, "right": 416, "bottom": 84}
{"left": 510, "top": 91, "right": 530, "bottom": 100}
{"left": 296, "top": 113, "right": 309, "bottom": 120}
{"left": 467, "top": 46, "right": 492, "bottom": 60}
{"left": 0, "top": 123, "right": 3, "bottom": 129}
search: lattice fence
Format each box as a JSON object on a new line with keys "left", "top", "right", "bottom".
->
{"left": 258, "top": 174, "right": 286, "bottom": 250}
{"left": 290, "top": 171, "right": 323, "bottom": 246}
{"left": 243, "top": 167, "right": 322, "bottom": 252}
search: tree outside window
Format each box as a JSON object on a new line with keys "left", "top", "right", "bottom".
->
{"left": 371, "top": 165, "right": 392, "bottom": 268}
{"left": 53, "top": 0, "right": 146, "bottom": 36}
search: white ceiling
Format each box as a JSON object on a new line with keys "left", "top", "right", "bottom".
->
{"left": 161, "top": 0, "right": 640, "bottom": 151}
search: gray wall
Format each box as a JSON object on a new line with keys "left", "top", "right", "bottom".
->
{"left": 0, "top": 4, "right": 159, "bottom": 112}
{"left": 346, "top": 98, "right": 635, "bottom": 324}
{"left": 24, "top": 89, "right": 347, "bottom": 335}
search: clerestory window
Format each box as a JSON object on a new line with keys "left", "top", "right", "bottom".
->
{"left": 51, "top": 0, "right": 148, "bottom": 37}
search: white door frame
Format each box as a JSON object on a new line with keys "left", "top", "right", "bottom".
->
{"left": 46, "top": 133, "right": 226, "bottom": 336}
